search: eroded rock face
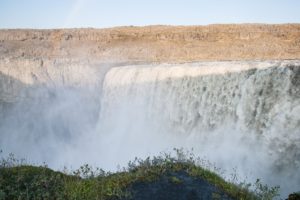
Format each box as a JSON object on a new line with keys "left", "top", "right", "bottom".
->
{"left": 1, "top": 24, "right": 299, "bottom": 100}
{"left": 0, "top": 24, "right": 299, "bottom": 104}
{"left": 0, "top": 24, "right": 300, "bottom": 62}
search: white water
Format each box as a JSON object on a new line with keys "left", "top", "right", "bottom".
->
{"left": 98, "top": 61, "right": 300, "bottom": 196}
{"left": 0, "top": 61, "right": 299, "bottom": 196}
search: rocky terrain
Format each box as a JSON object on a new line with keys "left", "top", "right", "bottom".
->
{"left": 1, "top": 24, "right": 300, "bottom": 62}
{"left": 0, "top": 24, "right": 299, "bottom": 100}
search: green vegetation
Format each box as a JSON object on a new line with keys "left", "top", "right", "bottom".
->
{"left": 0, "top": 149, "right": 281, "bottom": 200}
{"left": 287, "top": 192, "right": 300, "bottom": 200}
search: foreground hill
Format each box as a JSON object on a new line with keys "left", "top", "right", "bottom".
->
{"left": 0, "top": 151, "right": 282, "bottom": 200}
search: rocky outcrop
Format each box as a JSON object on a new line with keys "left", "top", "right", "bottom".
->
{"left": 0, "top": 24, "right": 300, "bottom": 62}
{"left": 0, "top": 24, "right": 299, "bottom": 100}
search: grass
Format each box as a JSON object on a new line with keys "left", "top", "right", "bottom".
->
{"left": 0, "top": 149, "right": 281, "bottom": 200}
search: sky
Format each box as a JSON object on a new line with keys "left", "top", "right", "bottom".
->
{"left": 0, "top": 0, "right": 300, "bottom": 29}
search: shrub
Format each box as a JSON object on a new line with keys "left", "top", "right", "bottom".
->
{"left": 0, "top": 149, "right": 282, "bottom": 200}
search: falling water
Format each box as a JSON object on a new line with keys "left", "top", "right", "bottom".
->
{"left": 98, "top": 61, "right": 300, "bottom": 195}
{"left": 0, "top": 60, "right": 299, "bottom": 196}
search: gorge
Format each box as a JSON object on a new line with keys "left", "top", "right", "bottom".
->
{"left": 0, "top": 24, "right": 299, "bottom": 196}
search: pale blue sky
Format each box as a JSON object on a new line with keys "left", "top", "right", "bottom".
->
{"left": 0, "top": 0, "right": 299, "bottom": 29}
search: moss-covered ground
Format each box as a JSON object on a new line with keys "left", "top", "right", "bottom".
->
{"left": 0, "top": 149, "right": 284, "bottom": 200}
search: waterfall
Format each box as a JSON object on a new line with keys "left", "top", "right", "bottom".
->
{"left": 98, "top": 60, "right": 300, "bottom": 195}
{"left": 0, "top": 60, "right": 299, "bottom": 196}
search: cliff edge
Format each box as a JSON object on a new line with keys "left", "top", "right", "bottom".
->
{"left": 0, "top": 24, "right": 300, "bottom": 63}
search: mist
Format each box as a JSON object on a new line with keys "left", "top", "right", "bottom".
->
{"left": 0, "top": 61, "right": 299, "bottom": 197}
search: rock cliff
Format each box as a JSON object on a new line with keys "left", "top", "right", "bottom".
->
{"left": 1, "top": 24, "right": 299, "bottom": 99}
{"left": 1, "top": 24, "right": 300, "bottom": 63}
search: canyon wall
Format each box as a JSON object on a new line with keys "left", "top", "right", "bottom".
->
{"left": 1, "top": 24, "right": 299, "bottom": 103}
{"left": 1, "top": 24, "right": 300, "bottom": 62}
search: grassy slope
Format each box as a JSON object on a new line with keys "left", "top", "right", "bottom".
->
{"left": 0, "top": 150, "right": 282, "bottom": 200}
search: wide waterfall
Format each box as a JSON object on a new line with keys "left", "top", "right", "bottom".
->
{"left": 98, "top": 61, "right": 300, "bottom": 195}
{"left": 0, "top": 60, "right": 299, "bottom": 196}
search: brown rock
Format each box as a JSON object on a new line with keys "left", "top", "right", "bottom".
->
{"left": 0, "top": 24, "right": 299, "bottom": 62}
